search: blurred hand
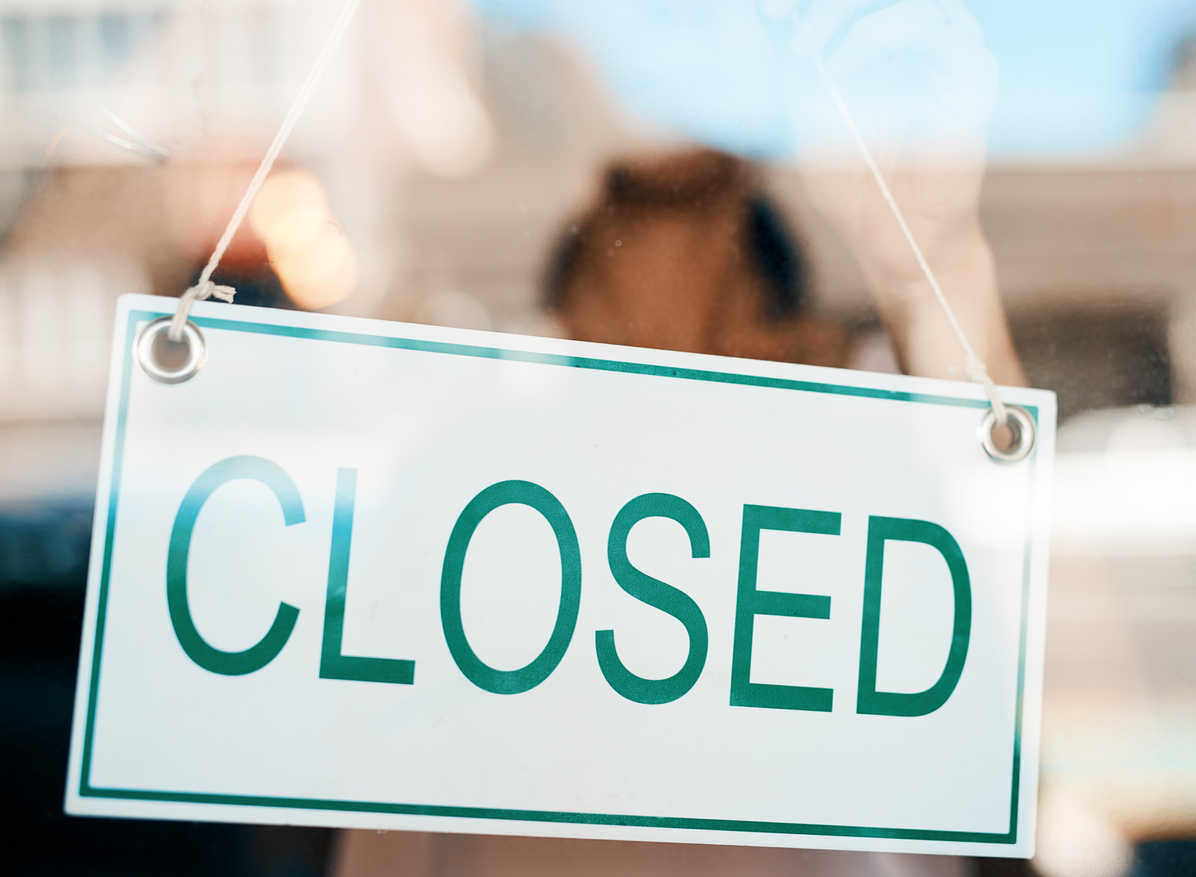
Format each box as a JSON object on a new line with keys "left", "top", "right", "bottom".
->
{"left": 758, "top": 0, "right": 1023, "bottom": 385}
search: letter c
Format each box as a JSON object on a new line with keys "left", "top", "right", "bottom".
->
{"left": 167, "top": 456, "right": 304, "bottom": 676}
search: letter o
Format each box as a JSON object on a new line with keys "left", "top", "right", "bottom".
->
{"left": 440, "top": 480, "right": 581, "bottom": 694}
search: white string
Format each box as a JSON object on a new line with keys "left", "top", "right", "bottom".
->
{"left": 169, "top": 0, "right": 364, "bottom": 342}
{"left": 812, "top": 57, "right": 1008, "bottom": 426}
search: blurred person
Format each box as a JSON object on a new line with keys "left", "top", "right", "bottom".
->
{"left": 335, "top": 2, "right": 1025, "bottom": 876}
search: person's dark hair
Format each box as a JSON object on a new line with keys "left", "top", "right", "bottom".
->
{"left": 544, "top": 149, "right": 807, "bottom": 321}
{"left": 747, "top": 194, "right": 803, "bottom": 319}
{"left": 543, "top": 223, "right": 584, "bottom": 312}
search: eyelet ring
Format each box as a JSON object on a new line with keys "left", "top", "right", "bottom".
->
{"left": 977, "top": 404, "right": 1035, "bottom": 463}
{"left": 134, "top": 316, "right": 208, "bottom": 385}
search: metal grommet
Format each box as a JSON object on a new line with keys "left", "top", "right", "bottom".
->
{"left": 977, "top": 404, "right": 1036, "bottom": 464}
{"left": 135, "top": 316, "right": 208, "bottom": 385}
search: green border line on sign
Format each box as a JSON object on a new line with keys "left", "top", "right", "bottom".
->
{"left": 78, "top": 307, "right": 1037, "bottom": 845}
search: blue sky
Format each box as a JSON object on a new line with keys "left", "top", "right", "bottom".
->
{"left": 478, "top": 0, "right": 1196, "bottom": 158}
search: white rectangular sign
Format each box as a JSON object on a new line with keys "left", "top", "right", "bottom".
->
{"left": 67, "top": 294, "right": 1054, "bottom": 858}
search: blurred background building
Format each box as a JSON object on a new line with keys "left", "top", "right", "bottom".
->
{"left": 2, "top": 1, "right": 1195, "bottom": 876}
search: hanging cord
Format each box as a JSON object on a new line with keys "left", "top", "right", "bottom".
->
{"left": 812, "top": 57, "right": 1008, "bottom": 426}
{"left": 168, "top": 0, "right": 364, "bottom": 342}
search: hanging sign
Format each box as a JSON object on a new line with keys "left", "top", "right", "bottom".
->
{"left": 67, "top": 294, "right": 1054, "bottom": 858}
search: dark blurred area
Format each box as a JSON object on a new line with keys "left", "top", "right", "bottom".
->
{"left": 0, "top": 504, "right": 333, "bottom": 877}
{"left": 1012, "top": 310, "right": 1172, "bottom": 424}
